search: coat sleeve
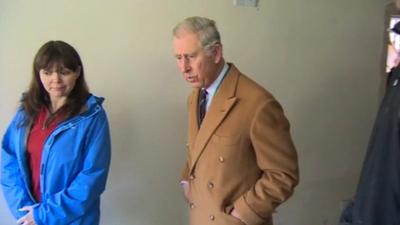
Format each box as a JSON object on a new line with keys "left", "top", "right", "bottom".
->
{"left": 181, "top": 93, "right": 193, "bottom": 181}
{"left": 33, "top": 110, "right": 111, "bottom": 225}
{"left": 1, "top": 115, "right": 36, "bottom": 219}
{"left": 233, "top": 99, "right": 299, "bottom": 225}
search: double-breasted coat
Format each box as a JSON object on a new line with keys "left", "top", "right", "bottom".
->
{"left": 181, "top": 64, "right": 299, "bottom": 225}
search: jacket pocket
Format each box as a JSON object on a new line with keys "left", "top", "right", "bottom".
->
{"left": 211, "top": 134, "right": 241, "bottom": 146}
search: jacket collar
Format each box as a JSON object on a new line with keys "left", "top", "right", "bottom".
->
{"left": 51, "top": 94, "right": 104, "bottom": 130}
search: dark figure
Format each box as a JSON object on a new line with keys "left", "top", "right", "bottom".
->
{"left": 339, "top": 23, "right": 400, "bottom": 225}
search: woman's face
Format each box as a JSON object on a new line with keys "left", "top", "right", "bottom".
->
{"left": 39, "top": 64, "right": 80, "bottom": 102}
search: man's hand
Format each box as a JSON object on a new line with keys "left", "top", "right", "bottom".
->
{"left": 230, "top": 208, "right": 247, "bottom": 225}
{"left": 17, "top": 206, "right": 37, "bottom": 225}
{"left": 180, "top": 180, "right": 190, "bottom": 202}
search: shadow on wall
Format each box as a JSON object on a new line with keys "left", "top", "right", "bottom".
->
{"left": 273, "top": 25, "right": 383, "bottom": 224}
{"left": 99, "top": 88, "right": 188, "bottom": 225}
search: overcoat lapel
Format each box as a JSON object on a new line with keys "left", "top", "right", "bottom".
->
{"left": 188, "top": 65, "right": 240, "bottom": 172}
{"left": 188, "top": 89, "right": 200, "bottom": 139}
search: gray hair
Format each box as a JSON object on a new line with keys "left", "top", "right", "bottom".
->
{"left": 173, "top": 16, "right": 221, "bottom": 54}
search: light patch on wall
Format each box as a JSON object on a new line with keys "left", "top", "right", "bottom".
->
{"left": 233, "top": 0, "right": 258, "bottom": 7}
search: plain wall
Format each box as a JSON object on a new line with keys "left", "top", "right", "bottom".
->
{"left": 0, "top": 1, "right": 389, "bottom": 225}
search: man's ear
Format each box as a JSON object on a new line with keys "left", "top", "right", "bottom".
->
{"left": 213, "top": 43, "right": 223, "bottom": 64}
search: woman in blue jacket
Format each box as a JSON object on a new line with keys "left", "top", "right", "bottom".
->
{"left": 1, "top": 40, "right": 111, "bottom": 225}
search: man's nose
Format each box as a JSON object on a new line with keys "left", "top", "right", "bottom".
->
{"left": 179, "top": 58, "right": 190, "bottom": 73}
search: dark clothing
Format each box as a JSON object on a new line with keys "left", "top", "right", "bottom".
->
{"left": 340, "top": 67, "right": 400, "bottom": 225}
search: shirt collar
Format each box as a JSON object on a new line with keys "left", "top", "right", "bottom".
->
{"left": 205, "top": 63, "right": 229, "bottom": 97}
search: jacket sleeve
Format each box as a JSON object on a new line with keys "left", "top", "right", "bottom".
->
{"left": 33, "top": 111, "right": 111, "bottom": 225}
{"left": 1, "top": 115, "right": 36, "bottom": 219}
{"left": 233, "top": 99, "right": 299, "bottom": 225}
{"left": 181, "top": 93, "right": 193, "bottom": 181}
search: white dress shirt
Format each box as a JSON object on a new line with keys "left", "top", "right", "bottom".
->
{"left": 203, "top": 63, "right": 229, "bottom": 110}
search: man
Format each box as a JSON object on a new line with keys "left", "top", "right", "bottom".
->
{"left": 173, "top": 16, "right": 299, "bottom": 225}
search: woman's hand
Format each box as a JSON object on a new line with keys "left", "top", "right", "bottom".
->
{"left": 17, "top": 206, "right": 37, "bottom": 225}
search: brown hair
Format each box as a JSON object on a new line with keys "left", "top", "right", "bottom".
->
{"left": 21, "top": 40, "right": 90, "bottom": 126}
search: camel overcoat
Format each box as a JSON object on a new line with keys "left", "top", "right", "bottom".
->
{"left": 181, "top": 64, "right": 299, "bottom": 225}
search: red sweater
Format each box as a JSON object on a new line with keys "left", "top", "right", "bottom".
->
{"left": 27, "top": 107, "right": 63, "bottom": 201}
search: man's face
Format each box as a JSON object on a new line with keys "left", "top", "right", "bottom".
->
{"left": 173, "top": 31, "right": 220, "bottom": 89}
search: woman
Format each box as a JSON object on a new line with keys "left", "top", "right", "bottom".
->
{"left": 1, "top": 40, "right": 111, "bottom": 225}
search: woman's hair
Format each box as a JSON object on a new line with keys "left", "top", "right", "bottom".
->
{"left": 21, "top": 40, "right": 90, "bottom": 126}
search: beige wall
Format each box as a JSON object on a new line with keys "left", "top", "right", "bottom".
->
{"left": 0, "top": 0, "right": 390, "bottom": 224}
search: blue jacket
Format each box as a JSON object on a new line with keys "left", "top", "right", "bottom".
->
{"left": 1, "top": 95, "right": 111, "bottom": 225}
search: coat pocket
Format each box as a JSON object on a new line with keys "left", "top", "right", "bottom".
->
{"left": 211, "top": 134, "right": 241, "bottom": 146}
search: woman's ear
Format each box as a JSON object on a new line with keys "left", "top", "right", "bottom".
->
{"left": 76, "top": 66, "right": 82, "bottom": 77}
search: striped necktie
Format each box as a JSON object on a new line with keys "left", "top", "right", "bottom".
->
{"left": 198, "top": 89, "right": 208, "bottom": 126}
